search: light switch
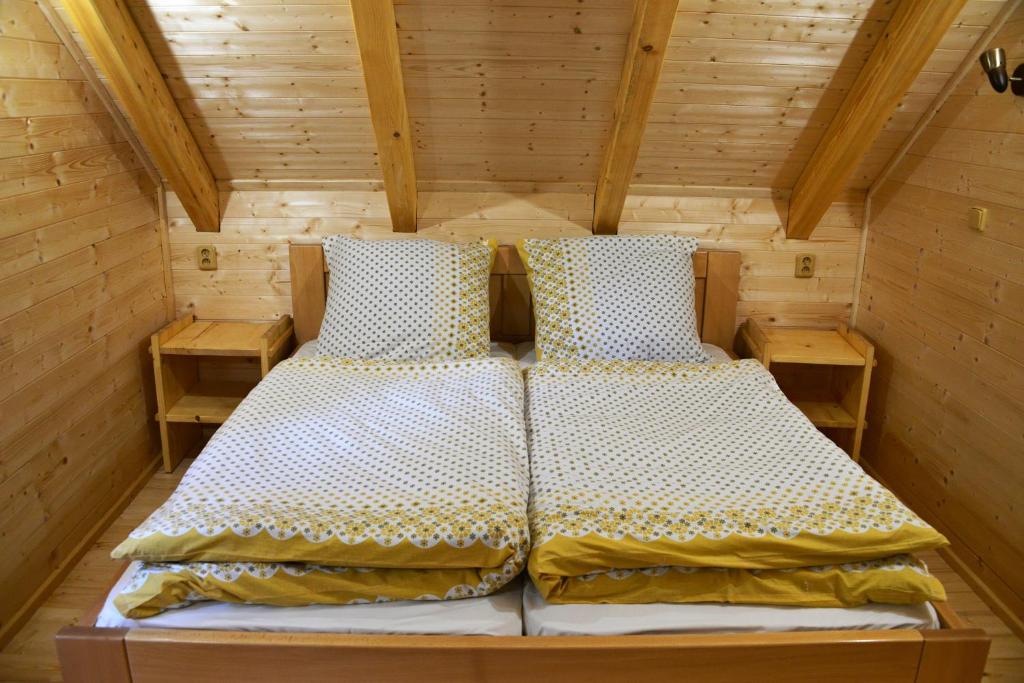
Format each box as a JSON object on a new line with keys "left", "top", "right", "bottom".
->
{"left": 968, "top": 206, "right": 988, "bottom": 232}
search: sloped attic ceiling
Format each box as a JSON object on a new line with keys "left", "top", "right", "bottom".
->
{"left": 55, "top": 0, "right": 1003, "bottom": 196}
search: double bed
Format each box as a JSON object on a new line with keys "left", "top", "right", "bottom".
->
{"left": 56, "top": 242, "right": 989, "bottom": 683}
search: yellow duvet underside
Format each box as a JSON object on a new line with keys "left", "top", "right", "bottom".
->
{"left": 532, "top": 555, "right": 945, "bottom": 608}
{"left": 112, "top": 356, "right": 531, "bottom": 615}
{"left": 116, "top": 561, "right": 519, "bottom": 619}
{"left": 526, "top": 359, "right": 947, "bottom": 606}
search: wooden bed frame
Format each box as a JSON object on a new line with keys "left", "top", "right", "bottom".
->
{"left": 55, "top": 241, "right": 989, "bottom": 683}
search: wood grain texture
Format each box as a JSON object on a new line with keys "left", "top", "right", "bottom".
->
{"left": 634, "top": 1, "right": 998, "bottom": 193}
{"left": 117, "top": 629, "right": 930, "bottom": 683}
{"left": 857, "top": 4, "right": 1024, "bottom": 642}
{"left": 350, "top": 0, "right": 416, "bottom": 232}
{"left": 787, "top": 0, "right": 969, "bottom": 239}
{"left": 593, "top": 0, "right": 679, "bottom": 234}
{"left": 0, "top": 0, "right": 168, "bottom": 649}
{"left": 60, "top": 0, "right": 220, "bottom": 231}
{"left": 165, "top": 188, "right": 861, "bottom": 330}
{"left": 397, "top": 1, "right": 629, "bottom": 188}
{"left": 45, "top": 0, "right": 1008, "bottom": 194}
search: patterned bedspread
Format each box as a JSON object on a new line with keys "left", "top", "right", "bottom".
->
{"left": 525, "top": 359, "right": 946, "bottom": 606}
{"left": 113, "top": 356, "right": 530, "bottom": 618}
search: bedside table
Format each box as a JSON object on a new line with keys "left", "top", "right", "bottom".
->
{"left": 738, "top": 319, "right": 875, "bottom": 461}
{"left": 151, "top": 313, "right": 293, "bottom": 472}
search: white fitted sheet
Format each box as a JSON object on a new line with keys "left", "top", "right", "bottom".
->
{"left": 97, "top": 563, "right": 523, "bottom": 635}
{"left": 522, "top": 583, "right": 938, "bottom": 636}
{"left": 293, "top": 340, "right": 732, "bottom": 368}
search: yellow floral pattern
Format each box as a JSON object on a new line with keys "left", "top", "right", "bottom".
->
{"left": 525, "top": 358, "right": 947, "bottom": 603}
{"left": 114, "top": 357, "right": 530, "bottom": 581}
{"left": 518, "top": 235, "right": 709, "bottom": 362}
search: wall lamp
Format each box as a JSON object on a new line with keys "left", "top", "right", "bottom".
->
{"left": 979, "top": 48, "right": 1024, "bottom": 96}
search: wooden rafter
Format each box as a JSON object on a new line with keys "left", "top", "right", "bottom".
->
{"left": 350, "top": 0, "right": 417, "bottom": 233}
{"left": 786, "top": 0, "right": 968, "bottom": 240}
{"left": 61, "top": 0, "right": 220, "bottom": 232}
{"left": 593, "top": 0, "right": 680, "bottom": 235}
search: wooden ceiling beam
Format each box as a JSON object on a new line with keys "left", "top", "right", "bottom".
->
{"left": 593, "top": 0, "right": 680, "bottom": 235}
{"left": 350, "top": 0, "right": 417, "bottom": 233}
{"left": 786, "top": 0, "right": 968, "bottom": 240}
{"left": 61, "top": 0, "right": 220, "bottom": 232}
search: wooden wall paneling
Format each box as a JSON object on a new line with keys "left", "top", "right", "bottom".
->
{"left": 349, "top": 1, "right": 416, "bottom": 232}
{"left": 0, "top": 0, "right": 168, "bottom": 648}
{"left": 639, "top": 2, "right": 997, "bottom": 193}
{"left": 620, "top": 191, "right": 864, "bottom": 329}
{"left": 396, "top": 1, "right": 630, "bottom": 189}
{"left": 593, "top": 0, "right": 680, "bottom": 234}
{"left": 166, "top": 187, "right": 861, "bottom": 332}
{"left": 33, "top": 0, "right": 159, "bottom": 186}
{"left": 60, "top": 0, "right": 220, "bottom": 231}
{"left": 845, "top": 1, "right": 1009, "bottom": 190}
{"left": 866, "top": 0, "right": 1024, "bottom": 201}
{"left": 786, "top": 0, "right": 969, "bottom": 239}
{"left": 856, "top": 3, "right": 1024, "bottom": 638}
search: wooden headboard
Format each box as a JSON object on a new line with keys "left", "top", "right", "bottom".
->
{"left": 288, "top": 243, "right": 741, "bottom": 350}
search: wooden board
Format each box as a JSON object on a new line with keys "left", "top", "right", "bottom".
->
{"left": 350, "top": 1, "right": 416, "bottom": 233}
{"left": 60, "top": 0, "right": 220, "bottom": 231}
{"left": 164, "top": 187, "right": 862, "bottom": 331}
{"left": 593, "top": 0, "right": 679, "bottom": 234}
{"left": 856, "top": 3, "right": 1024, "bottom": 640}
{"left": 635, "top": 2, "right": 999, "bottom": 193}
{"left": 0, "top": 0, "right": 168, "bottom": 649}
{"left": 786, "top": 0, "right": 969, "bottom": 238}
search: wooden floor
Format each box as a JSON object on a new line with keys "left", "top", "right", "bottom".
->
{"left": 0, "top": 463, "right": 1022, "bottom": 682}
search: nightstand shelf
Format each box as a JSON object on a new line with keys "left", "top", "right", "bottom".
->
{"left": 739, "top": 319, "right": 875, "bottom": 461}
{"left": 152, "top": 314, "right": 293, "bottom": 472}
{"left": 162, "top": 381, "right": 251, "bottom": 424}
{"left": 794, "top": 400, "right": 858, "bottom": 430}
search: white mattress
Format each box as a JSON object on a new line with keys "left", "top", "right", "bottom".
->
{"left": 97, "top": 563, "right": 523, "bottom": 636}
{"left": 294, "top": 340, "right": 733, "bottom": 368}
{"left": 522, "top": 583, "right": 938, "bottom": 636}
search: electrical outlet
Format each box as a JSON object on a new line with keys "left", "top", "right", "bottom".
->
{"left": 197, "top": 245, "right": 217, "bottom": 271}
{"left": 968, "top": 206, "right": 987, "bottom": 232}
{"left": 795, "top": 253, "right": 815, "bottom": 278}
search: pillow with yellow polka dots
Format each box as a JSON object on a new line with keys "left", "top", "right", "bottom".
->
{"left": 317, "top": 236, "right": 496, "bottom": 361}
{"left": 517, "top": 235, "right": 709, "bottom": 362}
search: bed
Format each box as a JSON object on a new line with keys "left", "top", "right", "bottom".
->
{"left": 56, "top": 242, "right": 989, "bottom": 683}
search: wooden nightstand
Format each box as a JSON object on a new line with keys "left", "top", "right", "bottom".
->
{"left": 738, "top": 320, "right": 875, "bottom": 461}
{"left": 151, "top": 313, "right": 293, "bottom": 472}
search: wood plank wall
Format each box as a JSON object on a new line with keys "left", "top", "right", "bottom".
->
{"left": 0, "top": 0, "right": 170, "bottom": 644}
{"left": 166, "top": 186, "right": 861, "bottom": 329}
{"left": 637, "top": 0, "right": 997, "bottom": 190}
{"left": 395, "top": 0, "right": 630, "bottom": 186}
{"left": 55, "top": 0, "right": 382, "bottom": 185}
{"left": 856, "top": 6, "right": 1024, "bottom": 629}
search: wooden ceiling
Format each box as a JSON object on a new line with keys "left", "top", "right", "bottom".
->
{"left": 397, "top": 0, "right": 631, "bottom": 185}
{"left": 637, "top": 1, "right": 993, "bottom": 190}
{"left": 54, "top": 0, "right": 1008, "bottom": 231}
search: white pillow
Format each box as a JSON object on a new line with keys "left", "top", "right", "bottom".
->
{"left": 316, "top": 236, "right": 494, "bottom": 360}
{"left": 518, "top": 235, "right": 709, "bottom": 362}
